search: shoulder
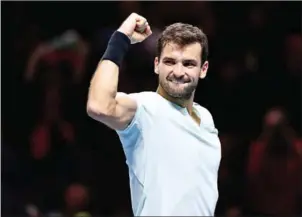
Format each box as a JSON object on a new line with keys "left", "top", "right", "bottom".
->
{"left": 194, "top": 102, "right": 219, "bottom": 135}
{"left": 116, "top": 91, "right": 160, "bottom": 134}
{"left": 194, "top": 102, "right": 215, "bottom": 125}
{"left": 125, "top": 91, "right": 163, "bottom": 111}
{"left": 126, "top": 91, "right": 159, "bottom": 102}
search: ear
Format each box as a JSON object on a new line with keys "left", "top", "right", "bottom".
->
{"left": 154, "top": 57, "right": 159, "bottom": 75}
{"left": 199, "top": 61, "right": 209, "bottom": 79}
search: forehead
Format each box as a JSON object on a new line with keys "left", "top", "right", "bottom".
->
{"left": 161, "top": 42, "right": 202, "bottom": 62}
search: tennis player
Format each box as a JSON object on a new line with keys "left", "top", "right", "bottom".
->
{"left": 87, "top": 13, "right": 221, "bottom": 216}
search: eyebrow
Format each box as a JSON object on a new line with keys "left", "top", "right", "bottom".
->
{"left": 162, "top": 57, "right": 175, "bottom": 61}
{"left": 162, "top": 57, "right": 198, "bottom": 63}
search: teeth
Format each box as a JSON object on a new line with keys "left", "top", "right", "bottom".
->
{"left": 172, "top": 81, "right": 184, "bottom": 84}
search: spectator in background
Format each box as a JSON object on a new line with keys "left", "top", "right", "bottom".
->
{"left": 28, "top": 83, "right": 77, "bottom": 212}
{"left": 24, "top": 30, "right": 89, "bottom": 86}
{"left": 243, "top": 107, "right": 302, "bottom": 216}
{"left": 24, "top": 29, "right": 90, "bottom": 128}
{"left": 25, "top": 183, "right": 92, "bottom": 217}
{"left": 62, "top": 183, "right": 92, "bottom": 217}
{"left": 30, "top": 85, "right": 75, "bottom": 160}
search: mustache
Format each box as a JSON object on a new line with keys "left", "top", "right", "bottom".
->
{"left": 166, "top": 74, "right": 191, "bottom": 83}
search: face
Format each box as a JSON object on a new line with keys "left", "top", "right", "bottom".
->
{"left": 65, "top": 184, "right": 88, "bottom": 208}
{"left": 154, "top": 42, "right": 208, "bottom": 100}
{"left": 264, "top": 108, "right": 285, "bottom": 128}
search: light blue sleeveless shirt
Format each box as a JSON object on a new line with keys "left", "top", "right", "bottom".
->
{"left": 116, "top": 92, "right": 221, "bottom": 216}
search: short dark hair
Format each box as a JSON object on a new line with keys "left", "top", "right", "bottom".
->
{"left": 156, "top": 23, "right": 209, "bottom": 64}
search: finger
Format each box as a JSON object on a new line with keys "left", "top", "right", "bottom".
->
{"left": 135, "top": 23, "right": 147, "bottom": 33}
{"left": 136, "top": 16, "right": 147, "bottom": 28}
{"left": 137, "top": 20, "right": 150, "bottom": 33}
{"left": 144, "top": 25, "right": 152, "bottom": 36}
{"left": 134, "top": 14, "right": 146, "bottom": 23}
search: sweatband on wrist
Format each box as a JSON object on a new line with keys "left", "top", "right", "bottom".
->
{"left": 101, "top": 31, "right": 131, "bottom": 67}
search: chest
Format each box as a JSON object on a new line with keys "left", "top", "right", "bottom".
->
{"left": 145, "top": 109, "right": 221, "bottom": 174}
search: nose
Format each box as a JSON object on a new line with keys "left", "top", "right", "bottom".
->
{"left": 172, "top": 63, "right": 185, "bottom": 77}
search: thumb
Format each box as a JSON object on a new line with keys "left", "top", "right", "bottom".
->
{"left": 131, "top": 32, "right": 146, "bottom": 43}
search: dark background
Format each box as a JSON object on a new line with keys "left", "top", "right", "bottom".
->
{"left": 2, "top": 1, "right": 302, "bottom": 217}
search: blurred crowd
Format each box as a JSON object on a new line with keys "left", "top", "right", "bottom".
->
{"left": 2, "top": 2, "right": 302, "bottom": 217}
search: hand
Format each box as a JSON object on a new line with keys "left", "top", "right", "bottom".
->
{"left": 117, "top": 13, "right": 152, "bottom": 44}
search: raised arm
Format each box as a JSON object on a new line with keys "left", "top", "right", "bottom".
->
{"left": 86, "top": 13, "right": 152, "bottom": 130}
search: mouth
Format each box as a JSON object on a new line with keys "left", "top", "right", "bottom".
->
{"left": 170, "top": 81, "right": 185, "bottom": 84}
{"left": 167, "top": 79, "right": 189, "bottom": 84}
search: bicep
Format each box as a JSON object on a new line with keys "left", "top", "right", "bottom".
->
{"left": 95, "top": 92, "right": 138, "bottom": 130}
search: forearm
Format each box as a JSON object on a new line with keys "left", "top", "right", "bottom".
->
{"left": 87, "top": 31, "right": 130, "bottom": 115}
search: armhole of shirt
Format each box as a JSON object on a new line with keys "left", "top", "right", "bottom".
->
{"left": 116, "top": 95, "right": 143, "bottom": 135}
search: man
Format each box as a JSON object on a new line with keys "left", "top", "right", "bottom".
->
{"left": 87, "top": 13, "right": 221, "bottom": 216}
{"left": 244, "top": 107, "right": 302, "bottom": 216}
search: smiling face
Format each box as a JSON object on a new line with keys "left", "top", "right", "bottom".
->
{"left": 155, "top": 42, "right": 208, "bottom": 100}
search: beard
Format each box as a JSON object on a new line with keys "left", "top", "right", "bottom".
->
{"left": 159, "top": 73, "right": 198, "bottom": 100}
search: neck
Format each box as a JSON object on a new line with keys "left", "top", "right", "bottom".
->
{"left": 156, "top": 85, "right": 194, "bottom": 115}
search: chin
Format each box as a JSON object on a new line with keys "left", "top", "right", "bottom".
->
{"left": 168, "top": 82, "right": 188, "bottom": 90}
{"left": 159, "top": 79, "right": 194, "bottom": 99}
{"left": 167, "top": 89, "right": 192, "bottom": 100}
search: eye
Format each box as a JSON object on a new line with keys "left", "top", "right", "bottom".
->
{"left": 183, "top": 61, "right": 196, "bottom": 68}
{"left": 164, "top": 60, "right": 175, "bottom": 66}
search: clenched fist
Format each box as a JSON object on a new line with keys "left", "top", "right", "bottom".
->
{"left": 117, "top": 13, "right": 152, "bottom": 44}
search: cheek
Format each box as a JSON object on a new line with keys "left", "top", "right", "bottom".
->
{"left": 158, "top": 66, "right": 171, "bottom": 77}
{"left": 182, "top": 71, "right": 196, "bottom": 82}
{"left": 190, "top": 70, "right": 201, "bottom": 79}
{"left": 158, "top": 73, "right": 166, "bottom": 82}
